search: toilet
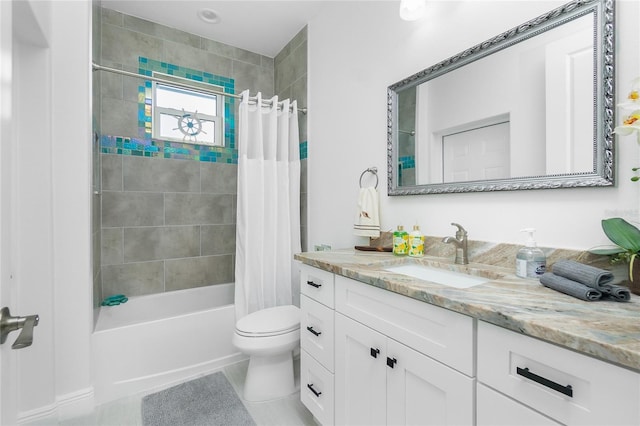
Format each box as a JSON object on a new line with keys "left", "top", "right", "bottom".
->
{"left": 232, "top": 305, "right": 300, "bottom": 401}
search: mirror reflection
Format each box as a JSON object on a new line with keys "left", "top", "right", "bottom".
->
{"left": 389, "top": 0, "right": 614, "bottom": 194}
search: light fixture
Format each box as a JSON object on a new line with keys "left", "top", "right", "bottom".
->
{"left": 399, "top": 0, "right": 426, "bottom": 21}
{"left": 197, "top": 8, "right": 220, "bottom": 24}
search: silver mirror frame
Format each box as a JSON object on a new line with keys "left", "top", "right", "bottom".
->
{"left": 387, "top": 0, "right": 615, "bottom": 195}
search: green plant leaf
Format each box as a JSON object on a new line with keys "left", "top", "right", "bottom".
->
{"left": 601, "top": 218, "right": 640, "bottom": 253}
{"left": 589, "top": 246, "right": 627, "bottom": 255}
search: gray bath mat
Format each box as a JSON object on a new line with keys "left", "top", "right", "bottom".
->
{"left": 141, "top": 371, "right": 255, "bottom": 426}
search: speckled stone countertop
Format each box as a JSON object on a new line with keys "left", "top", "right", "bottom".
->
{"left": 294, "top": 237, "right": 640, "bottom": 372}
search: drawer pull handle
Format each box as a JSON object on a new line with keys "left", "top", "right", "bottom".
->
{"left": 306, "top": 326, "right": 322, "bottom": 336}
{"left": 370, "top": 348, "right": 380, "bottom": 358}
{"left": 306, "top": 280, "right": 322, "bottom": 288}
{"left": 386, "top": 357, "right": 397, "bottom": 368}
{"left": 307, "top": 383, "right": 322, "bottom": 397}
{"left": 516, "top": 367, "right": 573, "bottom": 398}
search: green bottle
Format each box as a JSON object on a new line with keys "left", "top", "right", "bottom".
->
{"left": 393, "top": 225, "right": 409, "bottom": 256}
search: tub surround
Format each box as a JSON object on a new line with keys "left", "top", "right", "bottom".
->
{"left": 294, "top": 238, "right": 640, "bottom": 372}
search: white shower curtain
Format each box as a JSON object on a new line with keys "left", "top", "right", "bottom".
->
{"left": 235, "top": 91, "right": 301, "bottom": 320}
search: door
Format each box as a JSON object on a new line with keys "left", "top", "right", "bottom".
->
{"left": 335, "top": 313, "right": 386, "bottom": 426}
{"left": 386, "top": 339, "right": 475, "bottom": 426}
{"left": 0, "top": 1, "right": 17, "bottom": 423}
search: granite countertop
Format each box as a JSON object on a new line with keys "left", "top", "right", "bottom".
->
{"left": 294, "top": 242, "right": 640, "bottom": 372}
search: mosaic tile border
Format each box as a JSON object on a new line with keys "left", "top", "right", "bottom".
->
{"left": 137, "top": 57, "right": 237, "bottom": 149}
{"left": 100, "top": 135, "right": 308, "bottom": 163}
{"left": 100, "top": 56, "right": 308, "bottom": 163}
{"left": 399, "top": 155, "right": 415, "bottom": 170}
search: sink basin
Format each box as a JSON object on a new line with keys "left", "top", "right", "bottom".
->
{"left": 384, "top": 264, "right": 490, "bottom": 289}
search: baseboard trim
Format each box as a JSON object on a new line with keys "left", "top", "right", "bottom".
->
{"left": 17, "top": 387, "right": 94, "bottom": 425}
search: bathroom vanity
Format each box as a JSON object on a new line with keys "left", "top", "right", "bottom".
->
{"left": 296, "top": 250, "right": 640, "bottom": 426}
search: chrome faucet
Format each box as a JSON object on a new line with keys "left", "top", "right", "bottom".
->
{"left": 442, "top": 223, "right": 469, "bottom": 265}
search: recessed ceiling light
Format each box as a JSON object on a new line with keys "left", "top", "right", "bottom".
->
{"left": 197, "top": 8, "right": 220, "bottom": 24}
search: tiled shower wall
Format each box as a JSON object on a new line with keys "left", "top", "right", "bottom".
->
{"left": 275, "top": 27, "right": 308, "bottom": 252}
{"left": 96, "top": 8, "right": 307, "bottom": 304}
{"left": 92, "top": 2, "right": 102, "bottom": 309}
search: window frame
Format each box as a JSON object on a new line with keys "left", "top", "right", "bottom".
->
{"left": 151, "top": 72, "right": 224, "bottom": 146}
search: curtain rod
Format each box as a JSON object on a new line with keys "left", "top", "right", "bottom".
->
{"left": 91, "top": 62, "right": 307, "bottom": 115}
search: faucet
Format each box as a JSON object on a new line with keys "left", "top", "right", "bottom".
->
{"left": 442, "top": 223, "right": 469, "bottom": 265}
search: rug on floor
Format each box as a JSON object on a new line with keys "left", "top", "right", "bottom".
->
{"left": 141, "top": 371, "right": 256, "bottom": 426}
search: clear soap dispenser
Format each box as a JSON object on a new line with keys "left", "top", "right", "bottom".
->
{"left": 516, "top": 228, "right": 546, "bottom": 278}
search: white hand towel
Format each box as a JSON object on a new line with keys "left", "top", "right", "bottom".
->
{"left": 354, "top": 186, "right": 380, "bottom": 238}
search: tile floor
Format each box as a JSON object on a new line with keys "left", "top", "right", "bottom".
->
{"left": 61, "top": 358, "right": 315, "bottom": 426}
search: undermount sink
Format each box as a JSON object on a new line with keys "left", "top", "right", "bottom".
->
{"left": 384, "top": 264, "right": 491, "bottom": 289}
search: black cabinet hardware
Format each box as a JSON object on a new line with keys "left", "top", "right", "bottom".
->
{"left": 386, "top": 357, "right": 397, "bottom": 368}
{"left": 370, "top": 348, "right": 380, "bottom": 358}
{"left": 306, "top": 280, "right": 322, "bottom": 288}
{"left": 306, "top": 326, "right": 322, "bottom": 336}
{"left": 516, "top": 367, "right": 573, "bottom": 397}
{"left": 307, "top": 383, "right": 322, "bottom": 397}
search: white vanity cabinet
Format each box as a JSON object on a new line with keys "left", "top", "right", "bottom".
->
{"left": 334, "top": 275, "right": 475, "bottom": 426}
{"left": 477, "top": 321, "right": 640, "bottom": 426}
{"left": 299, "top": 264, "right": 335, "bottom": 425}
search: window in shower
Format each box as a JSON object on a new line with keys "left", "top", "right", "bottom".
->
{"left": 152, "top": 73, "right": 224, "bottom": 146}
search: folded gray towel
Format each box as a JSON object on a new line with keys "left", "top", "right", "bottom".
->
{"left": 551, "top": 260, "right": 614, "bottom": 290}
{"left": 601, "top": 284, "right": 631, "bottom": 302}
{"left": 540, "top": 273, "right": 602, "bottom": 301}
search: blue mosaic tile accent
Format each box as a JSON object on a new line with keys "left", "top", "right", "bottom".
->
{"left": 137, "top": 57, "right": 237, "bottom": 151}
{"left": 101, "top": 135, "right": 238, "bottom": 163}
{"left": 100, "top": 57, "right": 307, "bottom": 164}
{"left": 399, "top": 155, "right": 415, "bottom": 170}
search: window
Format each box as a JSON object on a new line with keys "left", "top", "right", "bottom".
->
{"left": 152, "top": 73, "right": 224, "bottom": 146}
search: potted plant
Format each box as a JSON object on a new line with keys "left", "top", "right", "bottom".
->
{"left": 591, "top": 217, "right": 640, "bottom": 294}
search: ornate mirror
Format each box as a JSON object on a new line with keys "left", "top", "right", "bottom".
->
{"left": 387, "top": 0, "right": 614, "bottom": 195}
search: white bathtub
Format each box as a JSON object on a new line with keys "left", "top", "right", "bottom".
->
{"left": 92, "top": 283, "right": 246, "bottom": 404}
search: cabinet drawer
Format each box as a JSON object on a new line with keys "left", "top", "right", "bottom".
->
{"left": 300, "top": 264, "right": 335, "bottom": 308}
{"left": 478, "top": 321, "right": 640, "bottom": 426}
{"left": 301, "top": 295, "right": 335, "bottom": 372}
{"left": 335, "top": 275, "right": 475, "bottom": 376}
{"left": 477, "top": 383, "right": 560, "bottom": 426}
{"left": 301, "top": 349, "right": 334, "bottom": 426}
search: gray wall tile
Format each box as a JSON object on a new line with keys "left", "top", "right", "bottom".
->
{"left": 101, "top": 23, "right": 163, "bottom": 69}
{"left": 165, "top": 255, "right": 233, "bottom": 291}
{"left": 101, "top": 97, "right": 139, "bottom": 137}
{"left": 102, "top": 191, "right": 164, "bottom": 227}
{"left": 102, "top": 228, "right": 123, "bottom": 266}
{"left": 124, "top": 226, "right": 200, "bottom": 262}
{"left": 200, "top": 162, "right": 237, "bottom": 194}
{"left": 201, "top": 225, "right": 236, "bottom": 256}
{"left": 165, "top": 193, "right": 234, "bottom": 225}
{"left": 101, "top": 154, "right": 122, "bottom": 191}
{"left": 102, "top": 261, "right": 165, "bottom": 297}
{"left": 123, "top": 156, "right": 200, "bottom": 193}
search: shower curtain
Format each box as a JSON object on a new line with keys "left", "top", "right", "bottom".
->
{"left": 235, "top": 91, "right": 301, "bottom": 319}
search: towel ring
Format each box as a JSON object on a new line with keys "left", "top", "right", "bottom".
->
{"left": 359, "top": 167, "right": 378, "bottom": 189}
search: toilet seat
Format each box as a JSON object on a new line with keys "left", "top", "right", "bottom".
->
{"left": 235, "top": 305, "right": 300, "bottom": 337}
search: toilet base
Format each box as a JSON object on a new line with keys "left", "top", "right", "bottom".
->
{"left": 244, "top": 350, "right": 295, "bottom": 402}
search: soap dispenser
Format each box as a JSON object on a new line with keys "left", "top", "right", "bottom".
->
{"left": 516, "top": 228, "right": 546, "bottom": 278}
{"left": 393, "top": 225, "right": 409, "bottom": 256}
{"left": 408, "top": 225, "right": 424, "bottom": 257}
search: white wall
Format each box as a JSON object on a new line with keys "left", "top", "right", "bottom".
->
{"left": 307, "top": 0, "right": 640, "bottom": 252}
{"left": 8, "top": 1, "right": 93, "bottom": 423}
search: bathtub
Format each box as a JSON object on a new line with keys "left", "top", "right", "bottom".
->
{"left": 92, "top": 283, "right": 246, "bottom": 404}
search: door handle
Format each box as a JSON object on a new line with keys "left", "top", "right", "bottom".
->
{"left": 0, "top": 307, "right": 39, "bottom": 349}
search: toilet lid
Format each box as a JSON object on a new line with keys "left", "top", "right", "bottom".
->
{"left": 236, "top": 305, "right": 300, "bottom": 336}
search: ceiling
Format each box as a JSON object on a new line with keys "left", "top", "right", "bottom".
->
{"left": 101, "top": 0, "right": 329, "bottom": 57}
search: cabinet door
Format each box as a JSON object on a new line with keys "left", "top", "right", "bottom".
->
{"left": 335, "top": 313, "right": 386, "bottom": 426}
{"left": 477, "top": 383, "right": 560, "bottom": 426}
{"left": 386, "top": 339, "right": 475, "bottom": 426}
